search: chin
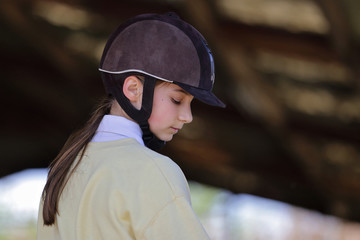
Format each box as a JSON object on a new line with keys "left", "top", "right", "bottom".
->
{"left": 158, "top": 134, "right": 173, "bottom": 142}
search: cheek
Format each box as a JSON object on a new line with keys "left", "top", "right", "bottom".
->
{"left": 148, "top": 98, "right": 166, "bottom": 126}
{"left": 148, "top": 97, "right": 176, "bottom": 128}
{"left": 148, "top": 113, "right": 162, "bottom": 127}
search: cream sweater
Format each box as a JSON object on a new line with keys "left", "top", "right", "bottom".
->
{"left": 37, "top": 139, "right": 209, "bottom": 239}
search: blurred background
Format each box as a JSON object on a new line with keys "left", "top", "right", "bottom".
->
{"left": 1, "top": 0, "right": 360, "bottom": 239}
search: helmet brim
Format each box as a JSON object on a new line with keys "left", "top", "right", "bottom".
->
{"left": 175, "top": 82, "right": 226, "bottom": 108}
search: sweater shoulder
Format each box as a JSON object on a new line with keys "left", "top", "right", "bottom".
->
{"left": 84, "top": 139, "right": 190, "bottom": 199}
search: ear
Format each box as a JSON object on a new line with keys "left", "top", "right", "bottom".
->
{"left": 123, "top": 76, "right": 143, "bottom": 110}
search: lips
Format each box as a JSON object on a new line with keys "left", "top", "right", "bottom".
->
{"left": 170, "top": 127, "right": 180, "bottom": 133}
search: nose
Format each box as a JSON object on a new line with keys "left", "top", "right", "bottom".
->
{"left": 179, "top": 105, "right": 193, "bottom": 124}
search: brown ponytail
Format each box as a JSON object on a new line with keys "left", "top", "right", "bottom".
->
{"left": 42, "top": 95, "right": 114, "bottom": 225}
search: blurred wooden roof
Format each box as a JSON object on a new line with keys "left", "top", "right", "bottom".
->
{"left": 1, "top": 0, "right": 360, "bottom": 222}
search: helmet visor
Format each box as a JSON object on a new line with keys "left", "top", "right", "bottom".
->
{"left": 175, "top": 82, "right": 225, "bottom": 108}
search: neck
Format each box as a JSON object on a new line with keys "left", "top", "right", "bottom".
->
{"left": 110, "top": 101, "right": 135, "bottom": 122}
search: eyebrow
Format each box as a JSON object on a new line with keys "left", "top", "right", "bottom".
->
{"left": 174, "top": 88, "right": 192, "bottom": 96}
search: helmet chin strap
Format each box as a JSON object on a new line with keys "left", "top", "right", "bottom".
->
{"left": 139, "top": 122, "right": 166, "bottom": 150}
{"left": 104, "top": 73, "right": 166, "bottom": 150}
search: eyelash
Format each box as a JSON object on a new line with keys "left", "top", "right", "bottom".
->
{"left": 172, "top": 98, "right": 181, "bottom": 105}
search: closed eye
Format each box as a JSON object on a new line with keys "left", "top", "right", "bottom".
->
{"left": 172, "top": 98, "right": 181, "bottom": 105}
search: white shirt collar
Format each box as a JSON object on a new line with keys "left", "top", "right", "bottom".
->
{"left": 91, "top": 115, "right": 144, "bottom": 145}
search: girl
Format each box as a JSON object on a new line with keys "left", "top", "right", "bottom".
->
{"left": 37, "top": 12, "right": 225, "bottom": 239}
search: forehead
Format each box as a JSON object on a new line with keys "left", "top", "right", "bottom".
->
{"left": 158, "top": 82, "right": 192, "bottom": 96}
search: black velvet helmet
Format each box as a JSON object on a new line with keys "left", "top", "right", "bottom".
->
{"left": 99, "top": 12, "right": 225, "bottom": 150}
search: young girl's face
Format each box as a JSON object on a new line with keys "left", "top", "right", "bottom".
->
{"left": 148, "top": 82, "right": 194, "bottom": 142}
